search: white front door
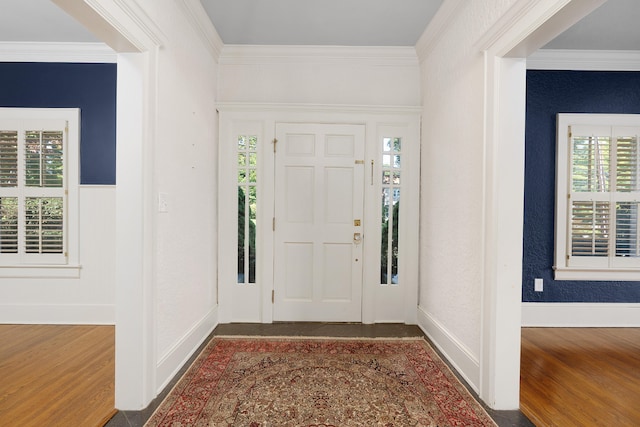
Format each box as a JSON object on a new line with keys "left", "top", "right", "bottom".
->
{"left": 273, "top": 123, "right": 365, "bottom": 321}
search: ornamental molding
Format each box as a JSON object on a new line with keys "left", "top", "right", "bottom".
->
{"left": 527, "top": 49, "right": 640, "bottom": 71}
{"left": 85, "top": 0, "right": 167, "bottom": 50}
{"left": 219, "top": 45, "right": 419, "bottom": 67}
{"left": 415, "top": 0, "right": 467, "bottom": 63}
{"left": 0, "top": 42, "right": 116, "bottom": 63}
{"left": 175, "top": 0, "right": 224, "bottom": 61}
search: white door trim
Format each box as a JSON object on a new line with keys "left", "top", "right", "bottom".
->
{"left": 217, "top": 104, "right": 420, "bottom": 325}
{"left": 475, "top": 0, "right": 607, "bottom": 411}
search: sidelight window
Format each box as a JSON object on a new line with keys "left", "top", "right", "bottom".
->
{"left": 381, "top": 137, "right": 401, "bottom": 285}
{"left": 237, "top": 135, "right": 257, "bottom": 284}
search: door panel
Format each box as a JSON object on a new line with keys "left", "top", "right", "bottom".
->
{"left": 322, "top": 243, "right": 353, "bottom": 300}
{"left": 285, "top": 166, "right": 314, "bottom": 223}
{"left": 274, "top": 123, "right": 364, "bottom": 321}
{"left": 284, "top": 243, "right": 313, "bottom": 300}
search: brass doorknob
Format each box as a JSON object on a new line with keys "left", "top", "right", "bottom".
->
{"left": 353, "top": 233, "right": 362, "bottom": 244}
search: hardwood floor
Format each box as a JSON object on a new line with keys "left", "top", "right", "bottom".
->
{"left": 3, "top": 325, "right": 638, "bottom": 426}
{"left": 520, "top": 327, "right": 640, "bottom": 427}
{"left": 0, "top": 324, "right": 116, "bottom": 427}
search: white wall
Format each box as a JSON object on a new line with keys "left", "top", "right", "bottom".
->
{"left": 417, "top": 0, "right": 519, "bottom": 393}
{"left": 417, "top": 1, "right": 611, "bottom": 409}
{"left": 134, "top": 0, "right": 220, "bottom": 394}
{"left": 0, "top": 186, "right": 115, "bottom": 324}
{"left": 54, "top": 0, "right": 222, "bottom": 408}
{"left": 218, "top": 46, "right": 421, "bottom": 106}
{"left": 216, "top": 46, "right": 422, "bottom": 327}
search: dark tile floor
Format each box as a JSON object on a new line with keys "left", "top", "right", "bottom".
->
{"left": 104, "top": 323, "right": 533, "bottom": 427}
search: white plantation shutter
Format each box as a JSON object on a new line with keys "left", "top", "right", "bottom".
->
{"left": 570, "top": 200, "right": 609, "bottom": 257}
{"left": 570, "top": 131, "right": 610, "bottom": 193}
{"left": 556, "top": 115, "right": 640, "bottom": 279}
{"left": 0, "top": 114, "right": 71, "bottom": 266}
{"left": 0, "top": 197, "right": 18, "bottom": 253}
{"left": 615, "top": 134, "right": 638, "bottom": 192}
{"left": 611, "top": 126, "right": 640, "bottom": 265}
{"left": 0, "top": 130, "right": 18, "bottom": 187}
{"left": 615, "top": 202, "right": 640, "bottom": 257}
{"left": 24, "top": 129, "right": 65, "bottom": 257}
{"left": 0, "top": 131, "right": 19, "bottom": 253}
{"left": 568, "top": 125, "right": 612, "bottom": 267}
{"left": 25, "top": 197, "right": 64, "bottom": 254}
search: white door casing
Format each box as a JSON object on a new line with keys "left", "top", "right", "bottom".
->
{"left": 217, "top": 106, "right": 420, "bottom": 325}
{"left": 273, "top": 123, "right": 365, "bottom": 321}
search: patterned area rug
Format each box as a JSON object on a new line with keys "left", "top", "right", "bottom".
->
{"left": 146, "top": 337, "right": 496, "bottom": 426}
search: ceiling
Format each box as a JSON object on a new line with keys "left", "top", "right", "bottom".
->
{"left": 200, "top": 0, "right": 442, "bottom": 46}
{"left": 542, "top": 0, "right": 640, "bottom": 50}
{"left": 0, "top": 0, "right": 638, "bottom": 50}
{"left": 0, "top": 0, "right": 99, "bottom": 43}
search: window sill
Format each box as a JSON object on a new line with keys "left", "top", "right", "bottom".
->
{"left": 554, "top": 266, "right": 640, "bottom": 281}
{"left": 0, "top": 265, "right": 81, "bottom": 279}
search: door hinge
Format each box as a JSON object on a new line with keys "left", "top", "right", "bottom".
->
{"left": 272, "top": 217, "right": 275, "bottom": 231}
{"left": 355, "top": 159, "right": 364, "bottom": 165}
{"left": 272, "top": 138, "right": 278, "bottom": 153}
{"left": 272, "top": 290, "right": 275, "bottom": 303}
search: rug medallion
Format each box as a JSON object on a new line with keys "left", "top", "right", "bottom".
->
{"left": 146, "top": 337, "right": 496, "bottom": 426}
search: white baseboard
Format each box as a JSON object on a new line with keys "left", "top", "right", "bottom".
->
{"left": 417, "top": 306, "right": 480, "bottom": 393}
{"left": 0, "top": 304, "right": 114, "bottom": 324}
{"left": 522, "top": 302, "right": 640, "bottom": 327}
{"left": 156, "top": 305, "right": 219, "bottom": 394}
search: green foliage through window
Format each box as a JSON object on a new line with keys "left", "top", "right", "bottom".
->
{"left": 570, "top": 129, "right": 640, "bottom": 259}
{"left": 0, "top": 127, "right": 65, "bottom": 258}
{"left": 238, "top": 135, "right": 257, "bottom": 283}
{"left": 381, "top": 137, "right": 401, "bottom": 284}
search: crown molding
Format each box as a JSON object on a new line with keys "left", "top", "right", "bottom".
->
{"left": 415, "top": 0, "right": 467, "bottom": 63}
{"left": 474, "top": 0, "right": 606, "bottom": 58}
{"left": 219, "top": 45, "right": 419, "bottom": 67}
{"left": 94, "top": 0, "right": 167, "bottom": 50}
{"left": 527, "top": 49, "right": 640, "bottom": 71}
{"left": 216, "top": 102, "right": 422, "bottom": 116}
{"left": 175, "top": 0, "right": 224, "bottom": 61}
{"left": 0, "top": 42, "right": 116, "bottom": 63}
{"left": 473, "top": 0, "right": 554, "bottom": 55}
{"left": 53, "top": 0, "right": 166, "bottom": 52}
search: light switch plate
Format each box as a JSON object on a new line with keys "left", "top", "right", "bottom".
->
{"left": 158, "top": 192, "right": 169, "bottom": 213}
{"left": 534, "top": 278, "right": 543, "bottom": 292}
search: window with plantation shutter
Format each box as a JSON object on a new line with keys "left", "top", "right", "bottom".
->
{"left": 555, "top": 114, "right": 640, "bottom": 280}
{"left": 0, "top": 108, "right": 79, "bottom": 274}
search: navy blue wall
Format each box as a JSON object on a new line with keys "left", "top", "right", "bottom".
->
{"left": 523, "top": 70, "right": 640, "bottom": 302}
{"left": 0, "top": 62, "right": 116, "bottom": 185}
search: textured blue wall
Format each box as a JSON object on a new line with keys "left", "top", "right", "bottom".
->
{"left": 0, "top": 62, "right": 116, "bottom": 185}
{"left": 523, "top": 70, "right": 640, "bottom": 302}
